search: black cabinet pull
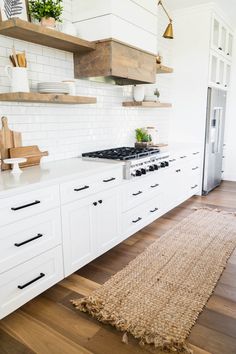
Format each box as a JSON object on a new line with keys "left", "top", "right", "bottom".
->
{"left": 169, "top": 159, "right": 176, "bottom": 162}
{"left": 218, "top": 47, "right": 222, "bottom": 50}
{"left": 216, "top": 82, "right": 220, "bottom": 85}
{"left": 227, "top": 52, "right": 230, "bottom": 56}
{"left": 191, "top": 185, "right": 198, "bottom": 189}
{"left": 11, "top": 200, "right": 41, "bottom": 211}
{"left": 18, "top": 273, "right": 45, "bottom": 290}
{"left": 132, "top": 217, "right": 142, "bottom": 224}
{"left": 193, "top": 152, "right": 200, "bottom": 155}
{"left": 151, "top": 184, "right": 159, "bottom": 188}
{"left": 180, "top": 156, "right": 187, "bottom": 159}
{"left": 176, "top": 169, "right": 181, "bottom": 173}
{"left": 98, "top": 200, "right": 103, "bottom": 204}
{"left": 14, "top": 233, "right": 43, "bottom": 247}
{"left": 132, "top": 191, "right": 142, "bottom": 196}
{"left": 103, "top": 177, "right": 116, "bottom": 183}
{"left": 192, "top": 166, "right": 199, "bottom": 171}
{"left": 150, "top": 207, "right": 159, "bottom": 213}
{"left": 74, "top": 185, "right": 89, "bottom": 192}
{"left": 93, "top": 202, "right": 97, "bottom": 206}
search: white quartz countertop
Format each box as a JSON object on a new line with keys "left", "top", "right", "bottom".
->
{"left": 0, "top": 158, "right": 123, "bottom": 198}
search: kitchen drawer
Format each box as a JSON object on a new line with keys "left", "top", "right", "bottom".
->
{"left": 144, "top": 193, "right": 163, "bottom": 221}
{"left": 0, "top": 246, "right": 63, "bottom": 319}
{"left": 60, "top": 167, "right": 123, "bottom": 204}
{"left": 0, "top": 208, "right": 62, "bottom": 274}
{"left": 0, "top": 185, "right": 60, "bottom": 227}
{"left": 122, "top": 176, "right": 162, "bottom": 212}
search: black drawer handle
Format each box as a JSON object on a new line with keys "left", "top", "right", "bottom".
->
{"left": 14, "top": 233, "right": 43, "bottom": 247}
{"left": 74, "top": 185, "right": 89, "bottom": 192}
{"left": 193, "top": 152, "right": 200, "bottom": 155}
{"left": 18, "top": 273, "right": 45, "bottom": 290}
{"left": 150, "top": 207, "right": 159, "bottom": 213}
{"left": 98, "top": 200, "right": 103, "bottom": 204}
{"left": 103, "top": 177, "right": 116, "bottom": 183}
{"left": 11, "top": 200, "right": 41, "bottom": 211}
{"left": 132, "top": 217, "right": 142, "bottom": 224}
{"left": 218, "top": 47, "right": 222, "bottom": 50}
{"left": 191, "top": 185, "right": 198, "bottom": 189}
{"left": 93, "top": 202, "right": 97, "bottom": 206}
{"left": 176, "top": 169, "right": 181, "bottom": 173}
{"left": 192, "top": 166, "right": 199, "bottom": 171}
{"left": 216, "top": 82, "right": 220, "bottom": 85}
{"left": 132, "top": 191, "right": 142, "bottom": 196}
{"left": 151, "top": 184, "right": 159, "bottom": 188}
{"left": 180, "top": 156, "right": 187, "bottom": 159}
{"left": 169, "top": 159, "right": 176, "bottom": 162}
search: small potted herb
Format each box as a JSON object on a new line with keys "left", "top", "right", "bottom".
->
{"left": 154, "top": 88, "right": 160, "bottom": 102}
{"left": 28, "top": 0, "right": 63, "bottom": 29}
{"left": 135, "top": 128, "right": 152, "bottom": 148}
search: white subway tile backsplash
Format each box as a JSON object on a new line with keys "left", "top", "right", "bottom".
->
{"left": 0, "top": 0, "right": 173, "bottom": 163}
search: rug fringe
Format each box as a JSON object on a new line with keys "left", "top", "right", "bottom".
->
{"left": 192, "top": 206, "right": 236, "bottom": 215}
{"left": 72, "top": 297, "right": 193, "bottom": 353}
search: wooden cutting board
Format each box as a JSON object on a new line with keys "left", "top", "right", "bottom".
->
{"left": 0, "top": 116, "right": 22, "bottom": 170}
{"left": 10, "top": 145, "right": 49, "bottom": 168}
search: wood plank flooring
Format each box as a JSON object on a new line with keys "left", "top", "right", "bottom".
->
{"left": 1, "top": 181, "right": 236, "bottom": 354}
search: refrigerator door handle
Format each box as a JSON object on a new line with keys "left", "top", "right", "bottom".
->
{"left": 212, "top": 108, "right": 223, "bottom": 154}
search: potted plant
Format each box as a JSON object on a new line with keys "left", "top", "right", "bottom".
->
{"left": 135, "top": 128, "right": 152, "bottom": 148}
{"left": 154, "top": 88, "right": 160, "bottom": 102}
{"left": 28, "top": 0, "right": 63, "bottom": 29}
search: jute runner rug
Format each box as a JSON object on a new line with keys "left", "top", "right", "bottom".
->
{"left": 72, "top": 208, "right": 236, "bottom": 353}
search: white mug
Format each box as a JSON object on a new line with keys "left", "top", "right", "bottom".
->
{"left": 5, "top": 66, "right": 30, "bottom": 93}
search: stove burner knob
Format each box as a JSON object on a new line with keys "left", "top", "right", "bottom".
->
{"left": 153, "top": 164, "right": 159, "bottom": 170}
{"left": 141, "top": 168, "right": 146, "bottom": 175}
{"left": 136, "top": 170, "right": 142, "bottom": 177}
{"left": 160, "top": 162, "right": 166, "bottom": 168}
{"left": 149, "top": 165, "right": 155, "bottom": 172}
{"left": 165, "top": 161, "right": 169, "bottom": 167}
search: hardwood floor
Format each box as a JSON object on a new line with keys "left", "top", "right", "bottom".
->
{"left": 1, "top": 181, "right": 236, "bottom": 354}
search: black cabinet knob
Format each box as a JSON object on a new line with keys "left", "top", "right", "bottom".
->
{"left": 93, "top": 202, "right": 97, "bottom": 206}
{"left": 98, "top": 200, "right": 103, "bottom": 204}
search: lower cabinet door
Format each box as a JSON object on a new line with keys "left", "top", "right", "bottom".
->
{"left": 92, "top": 189, "right": 120, "bottom": 256}
{"left": 62, "top": 197, "right": 94, "bottom": 276}
{"left": 62, "top": 188, "right": 121, "bottom": 276}
{"left": 0, "top": 246, "right": 63, "bottom": 319}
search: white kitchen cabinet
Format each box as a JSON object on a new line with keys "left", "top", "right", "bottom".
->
{"left": 209, "top": 51, "right": 231, "bottom": 90}
{"left": 62, "top": 187, "right": 121, "bottom": 276}
{"left": 211, "top": 14, "right": 234, "bottom": 60}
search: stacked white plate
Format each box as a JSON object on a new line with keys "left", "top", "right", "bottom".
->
{"left": 38, "top": 82, "right": 70, "bottom": 94}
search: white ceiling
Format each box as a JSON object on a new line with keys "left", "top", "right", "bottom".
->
{"left": 165, "top": 0, "right": 236, "bottom": 24}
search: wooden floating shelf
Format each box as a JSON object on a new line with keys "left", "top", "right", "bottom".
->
{"left": 122, "top": 101, "right": 172, "bottom": 108}
{"left": 0, "top": 18, "right": 95, "bottom": 53}
{"left": 0, "top": 92, "right": 97, "bottom": 105}
{"left": 156, "top": 64, "right": 173, "bottom": 74}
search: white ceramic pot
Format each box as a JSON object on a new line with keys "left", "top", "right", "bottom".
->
{"left": 5, "top": 66, "right": 30, "bottom": 93}
{"left": 62, "top": 80, "right": 76, "bottom": 95}
{"left": 40, "top": 17, "right": 56, "bottom": 29}
{"left": 133, "top": 85, "right": 145, "bottom": 102}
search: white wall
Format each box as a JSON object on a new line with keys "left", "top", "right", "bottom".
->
{"left": 0, "top": 0, "right": 173, "bottom": 162}
{"left": 223, "top": 35, "right": 236, "bottom": 181}
{"left": 169, "top": 4, "right": 212, "bottom": 147}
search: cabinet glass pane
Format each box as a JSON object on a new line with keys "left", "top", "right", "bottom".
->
{"left": 220, "top": 27, "right": 227, "bottom": 52}
{"left": 211, "top": 55, "right": 217, "bottom": 83}
{"left": 213, "top": 19, "right": 220, "bottom": 47}
{"left": 225, "top": 64, "right": 231, "bottom": 87}
{"left": 227, "top": 33, "right": 233, "bottom": 56}
{"left": 218, "top": 60, "right": 224, "bottom": 85}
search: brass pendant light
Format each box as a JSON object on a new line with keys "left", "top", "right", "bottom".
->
{"left": 158, "top": 0, "right": 174, "bottom": 39}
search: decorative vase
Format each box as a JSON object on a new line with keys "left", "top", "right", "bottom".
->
{"left": 40, "top": 17, "right": 56, "bottom": 29}
{"left": 133, "top": 85, "right": 145, "bottom": 102}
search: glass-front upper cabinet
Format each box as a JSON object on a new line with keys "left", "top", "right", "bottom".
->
{"left": 209, "top": 52, "right": 231, "bottom": 90}
{"left": 211, "top": 14, "right": 234, "bottom": 60}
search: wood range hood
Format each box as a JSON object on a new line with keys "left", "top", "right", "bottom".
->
{"left": 74, "top": 39, "right": 157, "bottom": 85}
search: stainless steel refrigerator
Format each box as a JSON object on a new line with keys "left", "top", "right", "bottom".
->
{"left": 202, "top": 87, "right": 227, "bottom": 195}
